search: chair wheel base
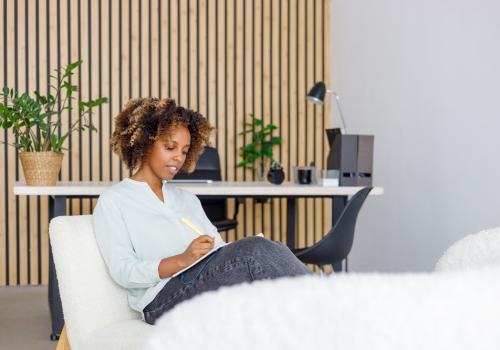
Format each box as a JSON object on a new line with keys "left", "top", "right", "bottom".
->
{"left": 50, "top": 333, "right": 60, "bottom": 341}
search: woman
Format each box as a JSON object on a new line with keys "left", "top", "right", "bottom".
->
{"left": 92, "top": 98, "right": 311, "bottom": 325}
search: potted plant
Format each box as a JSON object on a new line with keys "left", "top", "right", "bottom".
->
{"left": 237, "top": 113, "right": 282, "bottom": 182}
{"left": 0, "top": 60, "right": 107, "bottom": 186}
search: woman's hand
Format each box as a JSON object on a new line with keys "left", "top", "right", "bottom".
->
{"left": 180, "top": 235, "right": 215, "bottom": 266}
{"left": 158, "top": 235, "right": 215, "bottom": 278}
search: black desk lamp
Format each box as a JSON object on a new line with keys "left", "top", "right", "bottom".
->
{"left": 306, "top": 81, "right": 374, "bottom": 186}
{"left": 307, "top": 81, "right": 347, "bottom": 134}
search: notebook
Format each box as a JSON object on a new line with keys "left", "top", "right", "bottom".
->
{"left": 172, "top": 233, "right": 265, "bottom": 278}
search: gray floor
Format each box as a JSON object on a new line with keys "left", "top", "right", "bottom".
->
{"left": 0, "top": 286, "right": 55, "bottom": 350}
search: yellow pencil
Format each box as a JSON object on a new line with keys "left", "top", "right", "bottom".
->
{"left": 181, "top": 217, "right": 205, "bottom": 236}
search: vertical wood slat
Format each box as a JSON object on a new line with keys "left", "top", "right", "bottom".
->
{"left": 279, "top": 0, "right": 289, "bottom": 245}
{"left": 252, "top": 0, "right": 262, "bottom": 237}
{"left": 262, "top": 0, "right": 271, "bottom": 242}
{"left": 0, "top": 0, "right": 5, "bottom": 287}
{"left": 270, "top": 0, "right": 280, "bottom": 243}
{"left": 27, "top": 0, "right": 38, "bottom": 284}
{"left": 235, "top": 0, "right": 244, "bottom": 242}
{"left": 225, "top": 0, "right": 235, "bottom": 243}
{"left": 6, "top": 0, "right": 16, "bottom": 286}
{"left": 0, "top": 0, "right": 331, "bottom": 285}
{"left": 243, "top": 0, "right": 253, "bottom": 242}
{"left": 17, "top": 0, "right": 27, "bottom": 285}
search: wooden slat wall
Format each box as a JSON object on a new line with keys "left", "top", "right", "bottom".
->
{"left": 0, "top": 0, "right": 331, "bottom": 286}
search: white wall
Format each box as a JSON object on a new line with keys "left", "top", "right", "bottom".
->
{"left": 331, "top": 0, "right": 500, "bottom": 271}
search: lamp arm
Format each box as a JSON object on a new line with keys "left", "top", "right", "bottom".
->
{"left": 326, "top": 90, "right": 347, "bottom": 134}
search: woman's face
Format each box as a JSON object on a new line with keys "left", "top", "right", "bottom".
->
{"left": 146, "top": 125, "right": 191, "bottom": 180}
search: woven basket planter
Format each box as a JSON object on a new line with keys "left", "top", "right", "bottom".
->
{"left": 19, "top": 151, "right": 64, "bottom": 186}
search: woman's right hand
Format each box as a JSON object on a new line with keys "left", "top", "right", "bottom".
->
{"left": 180, "top": 235, "right": 215, "bottom": 266}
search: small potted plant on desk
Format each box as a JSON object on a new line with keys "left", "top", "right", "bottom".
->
{"left": 0, "top": 60, "right": 108, "bottom": 186}
{"left": 237, "top": 113, "right": 284, "bottom": 185}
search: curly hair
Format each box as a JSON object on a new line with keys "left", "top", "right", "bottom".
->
{"left": 111, "top": 97, "right": 214, "bottom": 172}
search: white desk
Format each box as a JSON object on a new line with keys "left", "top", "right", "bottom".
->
{"left": 14, "top": 180, "right": 384, "bottom": 196}
{"left": 14, "top": 180, "right": 383, "bottom": 339}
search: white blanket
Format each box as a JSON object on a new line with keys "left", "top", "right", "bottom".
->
{"left": 146, "top": 228, "right": 500, "bottom": 350}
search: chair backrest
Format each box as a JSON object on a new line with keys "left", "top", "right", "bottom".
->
{"left": 174, "top": 146, "right": 227, "bottom": 221}
{"left": 49, "top": 215, "right": 141, "bottom": 347}
{"left": 298, "top": 187, "right": 373, "bottom": 265}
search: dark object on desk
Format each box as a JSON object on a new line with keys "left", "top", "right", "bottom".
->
{"left": 326, "top": 128, "right": 374, "bottom": 186}
{"left": 297, "top": 167, "right": 312, "bottom": 184}
{"left": 267, "top": 162, "right": 285, "bottom": 185}
{"left": 291, "top": 187, "right": 373, "bottom": 272}
{"left": 174, "top": 147, "right": 243, "bottom": 232}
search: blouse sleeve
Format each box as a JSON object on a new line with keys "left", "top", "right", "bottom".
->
{"left": 92, "top": 194, "right": 162, "bottom": 289}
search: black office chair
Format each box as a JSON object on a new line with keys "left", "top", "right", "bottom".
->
{"left": 174, "top": 147, "right": 243, "bottom": 233}
{"left": 291, "top": 187, "right": 373, "bottom": 273}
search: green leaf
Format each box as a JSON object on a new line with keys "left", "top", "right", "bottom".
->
{"left": 50, "top": 134, "right": 57, "bottom": 143}
{"left": 93, "top": 97, "right": 108, "bottom": 106}
{"left": 86, "top": 122, "right": 98, "bottom": 132}
{"left": 78, "top": 101, "right": 87, "bottom": 111}
{"left": 39, "top": 123, "right": 49, "bottom": 132}
{"left": 47, "top": 94, "right": 56, "bottom": 105}
{"left": 34, "top": 91, "right": 48, "bottom": 105}
{"left": 80, "top": 97, "right": 108, "bottom": 109}
{"left": 62, "top": 81, "right": 79, "bottom": 98}
{"left": 271, "top": 136, "right": 281, "bottom": 145}
{"left": 264, "top": 124, "right": 278, "bottom": 131}
{"left": 253, "top": 118, "right": 262, "bottom": 126}
{"left": 63, "top": 60, "right": 83, "bottom": 77}
{"left": 251, "top": 150, "right": 261, "bottom": 158}
{"left": 262, "top": 144, "right": 273, "bottom": 158}
{"left": 1, "top": 120, "right": 12, "bottom": 128}
{"left": 243, "top": 143, "right": 255, "bottom": 152}
{"left": 59, "top": 133, "right": 69, "bottom": 145}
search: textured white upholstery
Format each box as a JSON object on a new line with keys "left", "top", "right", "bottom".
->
{"left": 49, "top": 215, "right": 153, "bottom": 350}
{"left": 435, "top": 227, "right": 500, "bottom": 271}
{"left": 146, "top": 228, "right": 500, "bottom": 350}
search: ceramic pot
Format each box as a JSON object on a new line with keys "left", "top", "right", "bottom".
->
{"left": 267, "top": 163, "right": 285, "bottom": 185}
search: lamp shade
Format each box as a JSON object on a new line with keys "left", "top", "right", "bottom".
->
{"left": 306, "top": 81, "right": 326, "bottom": 105}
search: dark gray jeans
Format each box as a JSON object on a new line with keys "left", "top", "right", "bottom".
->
{"left": 143, "top": 236, "right": 311, "bottom": 324}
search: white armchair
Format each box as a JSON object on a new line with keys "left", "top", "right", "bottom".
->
{"left": 49, "top": 215, "right": 153, "bottom": 350}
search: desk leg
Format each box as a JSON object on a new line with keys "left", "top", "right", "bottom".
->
{"left": 332, "top": 196, "right": 348, "bottom": 272}
{"left": 48, "top": 196, "right": 66, "bottom": 340}
{"left": 286, "top": 198, "right": 296, "bottom": 249}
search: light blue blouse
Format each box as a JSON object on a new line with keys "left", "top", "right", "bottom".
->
{"left": 92, "top": 177, "right": 226, "bottom": 315}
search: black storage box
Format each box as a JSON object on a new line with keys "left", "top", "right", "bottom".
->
{"left": 326, "top": 128, "right": 374, "bottom": 186}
